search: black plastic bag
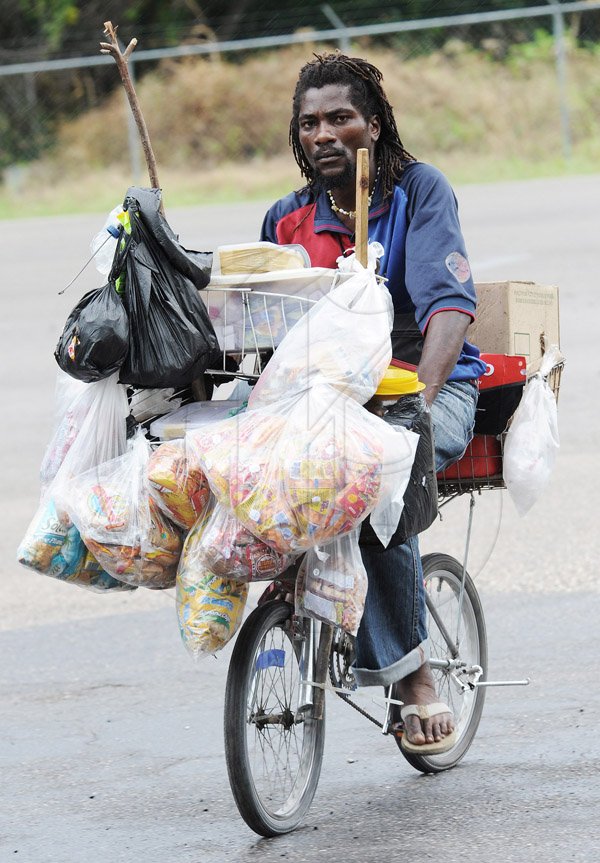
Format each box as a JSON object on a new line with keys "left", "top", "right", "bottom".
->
{"left": 360, "top": 394, "right": 438, "bottom": 549}
{"left": 54, "top": 282, "right": 129, "bottom": 382}
{"left": 113, "top": 187, "right": 219, "bottom": 388}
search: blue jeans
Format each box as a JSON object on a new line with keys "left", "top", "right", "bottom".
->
{"left": 352, "top": 380, "right": 478, "bottom": 687}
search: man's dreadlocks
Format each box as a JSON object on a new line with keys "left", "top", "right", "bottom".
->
{"left": 290, "top": 52, "right": 415, "bottom": 201}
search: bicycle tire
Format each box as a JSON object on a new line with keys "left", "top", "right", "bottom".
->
{"left": 224, "top": 600, "right": 325, "bottom": 836}
{"left": 399, "top": 552, "right": 488, "bottom": 774}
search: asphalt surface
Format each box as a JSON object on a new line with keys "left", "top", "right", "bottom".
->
{"left": 1, "top": 174, "right": 599, "bottom": 862}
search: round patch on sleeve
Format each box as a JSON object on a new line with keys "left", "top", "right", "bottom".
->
{"left": 445, "top": 251, "right": 471, "bottom": 283}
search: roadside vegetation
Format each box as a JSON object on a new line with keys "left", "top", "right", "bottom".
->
{"left": 2, "top": 34, "right": 600, "bottom": 218}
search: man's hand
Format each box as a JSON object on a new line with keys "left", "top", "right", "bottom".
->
{"left": 417, "top": 310, "right": 471, "bottom": 406}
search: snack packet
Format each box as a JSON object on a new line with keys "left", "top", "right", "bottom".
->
{"left": 177, "top": 567, "right": 248, "bottom": 657}
{"left": 147, "top": 439, "right": 210, "bottom": 530}
{"left": 182, "top": 499, "right": 296, "bottom": 582}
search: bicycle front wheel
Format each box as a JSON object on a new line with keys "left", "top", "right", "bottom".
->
{"left": 400, "top": 552, "right": 488, "bottom": 774}
{"left": 224, "top": 601, "right": 325, "bottom": 836}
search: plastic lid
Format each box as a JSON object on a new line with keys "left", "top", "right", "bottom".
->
{"left": 375, "top": 366, "right": 426, "bottom": 397}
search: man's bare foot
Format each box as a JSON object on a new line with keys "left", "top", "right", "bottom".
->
{"left": 391, "top": 663, "right": 454, "bottom": 746}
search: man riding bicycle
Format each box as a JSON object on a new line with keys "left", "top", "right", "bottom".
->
{"left": 261, "top": 52, "right": 486, "bottom": 754}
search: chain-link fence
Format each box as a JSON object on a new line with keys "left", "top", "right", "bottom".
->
{"left": 1, "top": 2, "right": 600, "bottom": 188}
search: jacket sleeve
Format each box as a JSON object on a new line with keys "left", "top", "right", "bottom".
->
{"left": 402, "top": 163, "right": 477, "bottom": 333}
{"left": 260, "top": 203, "right": 279, "bottom": 243}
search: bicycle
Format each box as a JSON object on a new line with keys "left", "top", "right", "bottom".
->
{"left": 222, "top": 442, "right": 500, "bottom": 837}
{"left": 195, "top": 286, "right": 561, "bottom": 837}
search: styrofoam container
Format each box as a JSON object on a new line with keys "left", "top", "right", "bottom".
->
{"left": 149, "top": 400, "right": 244, "bottom": 440}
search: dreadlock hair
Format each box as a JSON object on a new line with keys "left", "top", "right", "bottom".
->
{"left": 290, "top": 52, "right": 416, "bottom": 201}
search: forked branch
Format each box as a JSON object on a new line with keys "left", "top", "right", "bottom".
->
{"left": 100, "top": 20, "right": 163, "bottom": 207}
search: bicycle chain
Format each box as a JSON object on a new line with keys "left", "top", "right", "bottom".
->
{"left": 333, "top": 689, "right": 385, "bottom": 730}
{"left": 328, "top": 654, "right": 384, "bottom": 729}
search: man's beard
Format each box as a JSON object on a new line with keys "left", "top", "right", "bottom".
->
{"left": 313, "top": 162, "right": 355, "bottom": 191}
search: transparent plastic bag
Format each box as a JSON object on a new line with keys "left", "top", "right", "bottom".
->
{"left": 248, "top": 251, "right": 393, "bottom": 408}
{"left": 39, "top": 371, "right": 128, "bottom": 492}
{"left": 296, "top": 529, "right": 367, "bottom": 636}
{"left": 147, "top": 439, "right": 211, "bottom": 530}
{"left": 17, "top": 374, "right": 133, "bottom": 591}
{"left": 62, "top": 430, "right": 182, "bottom": 588}
{"left": 187, "top": 384, "right": 418, "bottom": 554}
{"left": 17, "top": 498, "right": 134, "bottom": 592}
{"left": 176, "top": 565, "right": 248, "bottom": 658}
{"left": 180, "top": 498, "right": 296, "bottom": 582}
{"left": 503, "top": 347, "right": 561, "bottom": 516}
{"left": 360, "top": 393, "right": 438, "bottom": 547}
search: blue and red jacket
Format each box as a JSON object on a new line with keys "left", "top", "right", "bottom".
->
{"left": 261, "top": 161, "right": 486, "bottom": 382}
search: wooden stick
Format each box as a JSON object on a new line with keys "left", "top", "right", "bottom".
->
{"left": 100, "top": 20, "right": 164, "bottom": 212}
{"left": 355, "top": 148, "right": 369, "bottom": 267}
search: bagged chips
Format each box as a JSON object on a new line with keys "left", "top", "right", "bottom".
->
{"left": 187, "top": 385, "right": 417, "bottom": 554}
{"left": 62, "top": 430, "right": 182, "bottom": 589}
{"left": 147, "top": 439, "right": 210, "bottom": 530}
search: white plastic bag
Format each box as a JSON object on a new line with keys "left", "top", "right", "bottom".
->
{"left": 503, "top": 347, "right": 561, "bottom": 516}
{"left": 248, "top": 246, "right": 393, "bottom": 408}
{"left": 129, "top": 387, "right": 183, "bottom": 422}
{"left": 296, "top": 530, "right": 367, "bottom": 636}
{"left": 39, "top": 370, "right": 127, "bottom": 492}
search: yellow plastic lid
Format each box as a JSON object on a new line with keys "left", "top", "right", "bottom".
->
{"left": 375, "top": 366, "right": 426, "bottom": 397}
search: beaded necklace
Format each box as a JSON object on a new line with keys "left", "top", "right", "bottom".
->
{"left": 327, "top": 164, "right": 381, "bottom": 219}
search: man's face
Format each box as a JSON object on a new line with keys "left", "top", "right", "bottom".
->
{"left": 297, "top": 84, "right": 380, "bottom": 189}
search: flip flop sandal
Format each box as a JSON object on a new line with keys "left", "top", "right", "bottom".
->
{"left": 399, "top": 702, "right": 457, "bottom": 755}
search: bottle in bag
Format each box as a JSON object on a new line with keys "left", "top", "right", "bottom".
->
{"left": 91, "top": 206, "right": 124, "bottom": 275}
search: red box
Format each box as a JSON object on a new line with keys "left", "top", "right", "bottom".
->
{"left": 474, "top": 353, "right": 527, "bottom": 435}
{"left": 478, "top": 353, "right": 527, "bottom": 390}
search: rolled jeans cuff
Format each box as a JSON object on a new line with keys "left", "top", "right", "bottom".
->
{"left": 352, "top": 638, "right": 430, "bottom": 688}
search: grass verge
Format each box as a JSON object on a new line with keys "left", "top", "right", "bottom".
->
{"left": 1, "top": 147, "right": 599, "bottom": 221}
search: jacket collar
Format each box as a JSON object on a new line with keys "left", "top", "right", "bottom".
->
{"left": 312, "top": 184, "right": 391, "bottom": 234}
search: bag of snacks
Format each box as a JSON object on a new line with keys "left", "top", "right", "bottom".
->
{"left": 296, "top": 529, "right": 367, "bottom": 636}
{"left": 181, "top": 499, "right": 296, "bottom": 582}
{"left": 147, "top": 439, "right": 210, "bottom": 530}
{"left": 18, "top": 373, "right": 132, "bottom": 591}
{"left": 187, "top": 384, "right": 418, "bottom": 554}
{"left": 62, "top": 430, "right": 182, "bottom": 589}
{"left": 17, "top": 498, "right": 134, "bottom": 592}
{"left": 177, "top": 566, "right": 248, "bottom": 657}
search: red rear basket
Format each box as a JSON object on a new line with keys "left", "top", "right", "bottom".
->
{"left": 436, "top": 434, "right": 504, "bottom": 496}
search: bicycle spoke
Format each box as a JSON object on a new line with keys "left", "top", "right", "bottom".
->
{"left": 243, "top": 623, "right": 308, "bottom": 811}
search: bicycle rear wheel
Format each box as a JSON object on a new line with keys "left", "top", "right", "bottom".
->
{"left": 224, "top": 601, "right": 325, "bottom": 836}
{"left": 400, "top": 552, "right": 487, "bottom": 774}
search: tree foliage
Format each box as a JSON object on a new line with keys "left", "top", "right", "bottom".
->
{"left": 1, "top": 0, "right": 599, "bottom": 169}
{"left": 1, "top": 1, "right": 563, "bottom": 53}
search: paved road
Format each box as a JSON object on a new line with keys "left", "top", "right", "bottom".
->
{"left": 1, "top": 174, "right": 599, "bottom": 862}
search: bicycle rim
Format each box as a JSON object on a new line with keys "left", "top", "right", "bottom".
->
{"left": 400, "top": 552, "right": 487, "bottom": 773}
{"left": 224, "top": 601, "right": 325, "bottom": 836}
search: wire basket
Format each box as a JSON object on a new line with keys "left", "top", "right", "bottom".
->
{"left": 436, "top": 434, "right": 505, "bottom": 498}
{"left": 437, "top": 357, "right": 564, "bottom": 500}
{"left": 201, "top": 286, "right": 327, "bottom": 380}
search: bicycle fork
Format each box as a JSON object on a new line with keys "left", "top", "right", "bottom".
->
{"left": 296, "top": 617, "right": 334, "bottom": 721}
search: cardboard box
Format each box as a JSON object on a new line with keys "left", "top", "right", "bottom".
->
{"left": 469, "top": 281, "right": 560, "bottom": 366}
